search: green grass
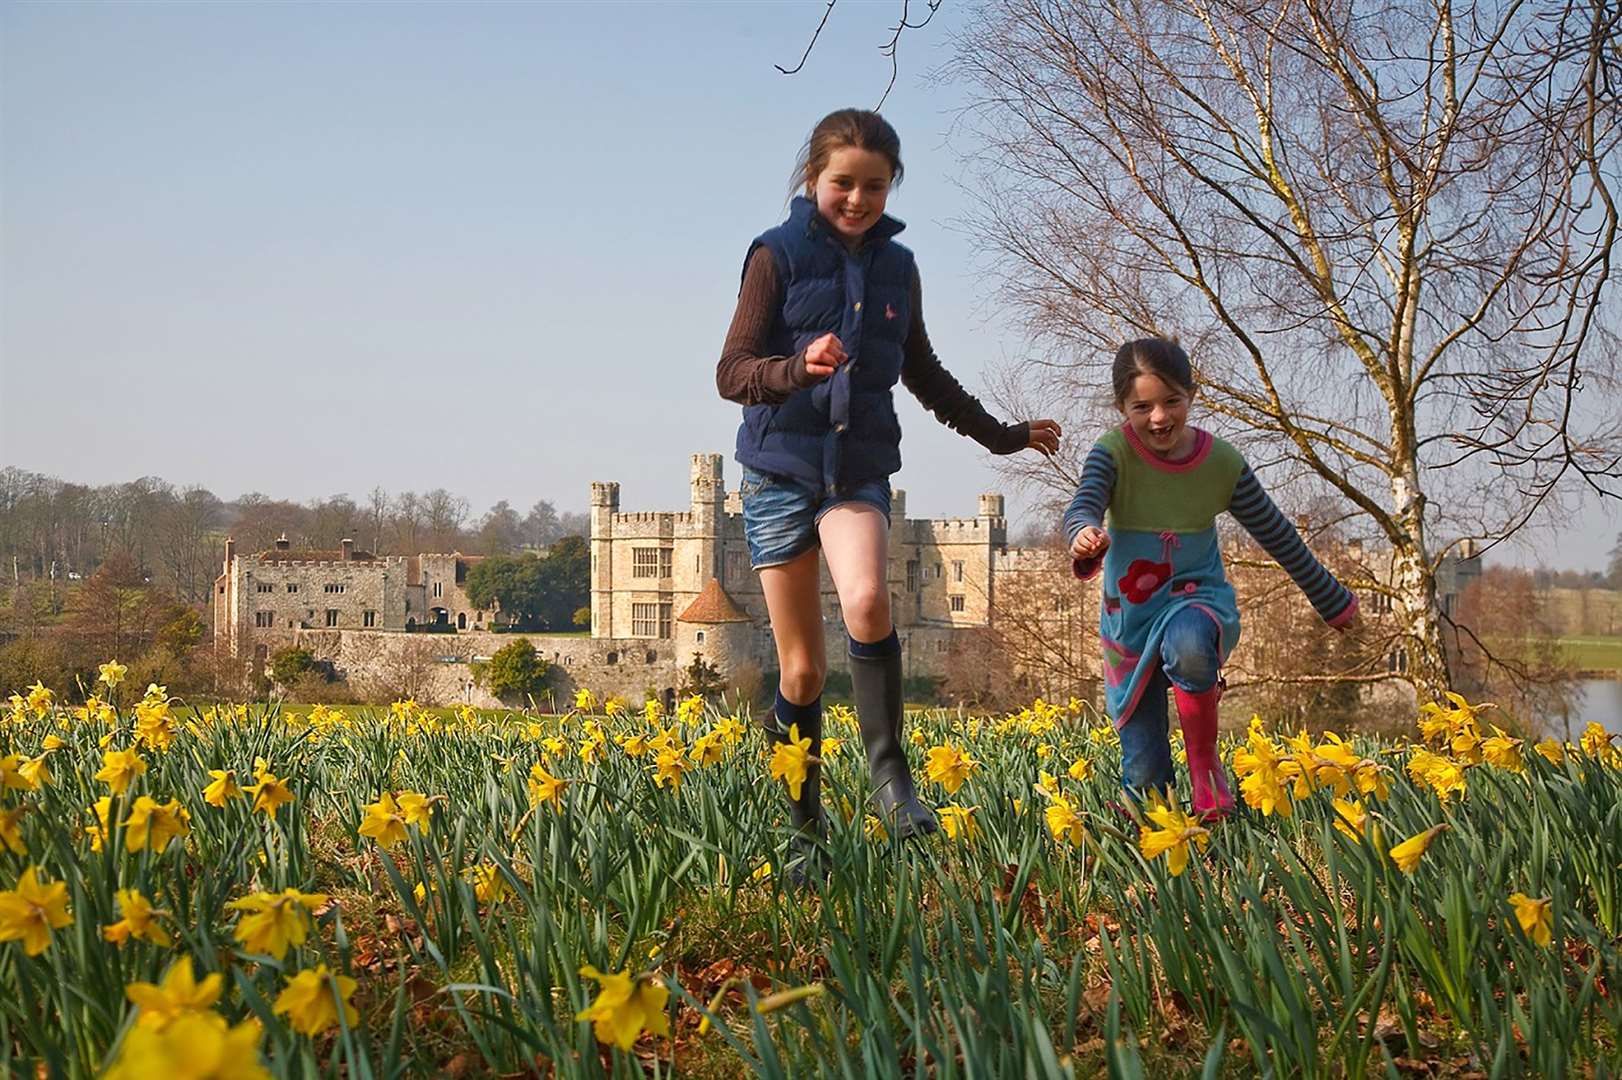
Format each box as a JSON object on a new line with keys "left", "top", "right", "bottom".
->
{"left": 1555, "top": 636, "right": 1622, "bottom": 670}
{"left": 4, "top": 694, "right": 1619, "bottom": 1077}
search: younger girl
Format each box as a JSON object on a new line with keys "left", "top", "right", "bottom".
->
{"left": 718, "top": 109, "right": 1061, "bottom": 868}
{"left": 1063, "top": 338, "right": 1358, "bottom": 818}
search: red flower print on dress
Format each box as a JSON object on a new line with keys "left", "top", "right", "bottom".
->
{"left": 885, "top": 303, "right": 898, "bottom": 320}
{"left": 1117, "top": 532, "right": 1179, "bottom": 605}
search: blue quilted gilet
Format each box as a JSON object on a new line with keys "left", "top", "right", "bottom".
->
{"left": 733, "top": 196, "right": 915, "bottom": 492}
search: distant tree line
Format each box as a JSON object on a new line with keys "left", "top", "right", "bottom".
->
{"left": 0, "top": 466, "right": 589, "bottom": 604}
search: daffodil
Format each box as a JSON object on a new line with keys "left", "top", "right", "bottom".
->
{"left": 243, "top": 770, "right": 294, "bottom": 817}
{"left": 95, "top": 747, "right": 148, "bottom": 795}
{"left": 1388, "top": 823, "right": 1448, "bottom": 874}
{"left": 103, "top": 1012, "right": 268, "bottom": 1080}
{"left": 1230, "top": 728, "right": 1295, "bottom": 817}
{"left": 466, "top": 863, "right": 509, "bottom": 904}
{"left": 395, "top": 790, "right": 435, "bottom": 828}
{"left": 642, "top": 698, "right": 665, "bottom": 725}
{"left": 202, "top": 769, "right": 243, "bottom": 808}
{"left": 98, "top": 659, "right": 128, "bottom": 688}
{"left": 1068, "top": 755, "right": 1094, "bottom": 782}
{"left": 86, "top": 797, "right": 112, "bottom": 852}
{"left": 126, "top": 957, "right": 225, "bottom": 1028}
{"left": 228, "top": 889, "right": 327, "bottom": 960}
{"left": 618, "top": 732, "right": 650, "bottom": 757}
{"left": 1138, "top": 802, "right": 1210, "bottom": 877}
{"left": 0, "top": 754, "right": 39, "bottom": 792}
{"left": 924, "top": 743, "right": 981, "bottom": 794}
{"left": 24, "top": 682, "right": 53, "bottom": 717}
{"left": 576, "top": 964, "right": 670, "bottom": 1050}
{"left": 1331, "top": 798, "right": 1367, "bottom": 841}
{"left": 1044, "top": 794, "right": 1087, "bottom": 848}
{"left": 651, "top": 745, "right": 688, "bottom": 792}
{"left": 1533, "top": 738, "right": 1566, "bottom": 765}
{"left": 574, "top": 688, "right": 598, "bottom": 713}
{"left": 0, "top": 807, "right": 24, "bottom": 855}
{"left": 768, "top": 723, "right": 815, "bottom": 800}
{"left": 938, "top": 804, "right": 980, "bottom": 842}
{"left": 133, "top": 695, "right": 178, "bottom": 752}
{"left": 124, "top": 796, "right": 190, "bottom": 854}
{"left": 0, "top": 865, "right": 72, "bottom": 955}
{"left": 358, "top": 793, "right": 409, "bottom": 849}
{"left": 1579, "top": 723, "right": 1619, "bottom": 767}
{"left": 691, "top": 731, "right": 725, "bottom": 766}
{"left": 527, "top": 763, "right": 569, "bottom": 811}
{"left": 274, "top": 964, "right": 359, "bottom": 1037}
{"left": 676, "top": 694, "right": 705, "bottom": 725}
{"left": 1481, "top": 726, "right": 1525, "bottom": 772}
{"left": 103, "top": 888, "right": 172, "bottom": 947}
{"left": 1507, "top": 892, "right": 1553, "bottom": 946}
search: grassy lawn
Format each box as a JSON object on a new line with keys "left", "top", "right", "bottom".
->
{"left": 1556, "top": 636, "right": 1622, "bottom": 670}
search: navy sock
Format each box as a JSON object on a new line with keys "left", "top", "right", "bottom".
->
{"left": 773, "top": 688, "right": 821, "bottom": 738}
{"left": 848, "top": 628, "right": 901, "bottom": 659}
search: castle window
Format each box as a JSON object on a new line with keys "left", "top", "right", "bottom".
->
{"left": 953, "top": 561, "right": 964, "bottom": 583}
{"left": 1387, "top": 647, "right": 1409, "bottom": 674}
{"left": 324, "top": 583, "right": 346, "bottom": 594}
{"left": 724, "top": 549, "right": 744, "bottom": 582}
{"left": 325, "top": 609, "right": 340, "bottom": 627}
{"left": 934, "top": 563, "right": 943, "bottom": 579}
{"left": 906, "top": 560, "right": 919, "bottom": 592}
{"left": 255, "top": 611, "right": 275, "bottom": 627}
{"left": 257, "top": 583, "right": 275, "bottom": 593}
{"left": 632, "top": 602, "right": 659, "bottom": 637}
{"left": 695, "top": 631, "right": 706, "bottom": 645}
{"left": 363, "top": 611, "right": 377, "bottom": 627}
{"left": 606, "top": 652, "right": 618, "bottom": 665}
{"left": 632, "top": 548, "right": 672, "bottom": 578}
{"left": 634, "top": 602, "right": 672, "bottom": 638}
{"left": 432, "top": 582, "right": 443, "bottom": 598}
{"left": 950, "top": 594, "right": 966, "bottom": 613}
{"left": 287, "top": 583, "right": 299, "bottom": 593}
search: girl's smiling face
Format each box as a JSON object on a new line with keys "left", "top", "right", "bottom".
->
{"left": 1120, "top": 371, "right": 1195, "bottom": 458}
{"left": 812, "top": 147, "right": 894, "bottom": 244}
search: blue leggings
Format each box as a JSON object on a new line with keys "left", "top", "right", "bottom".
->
{"left": 1118, "top": 608, "right": 1222, "bottom": 793}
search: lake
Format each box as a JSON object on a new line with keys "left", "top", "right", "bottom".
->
{"left": 1542, "top": 678, "right": 1622, "bottom": 738}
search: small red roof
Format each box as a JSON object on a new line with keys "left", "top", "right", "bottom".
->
{"left": 677, "top": 580, "right": 751, "bottom": 623}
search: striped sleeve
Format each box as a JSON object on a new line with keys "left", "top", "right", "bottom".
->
{"left": 1227, "top": 465, "right": 1358, "bottom": 628}
{"left": 1062, "top": 443, "right": 1115, "bottom": 579}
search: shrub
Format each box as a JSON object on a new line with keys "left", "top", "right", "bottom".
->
{"left": 475, "top": 638, "right": 550, "bottom": 699}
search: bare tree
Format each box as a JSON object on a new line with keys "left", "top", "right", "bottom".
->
{"left": 158, "top": 486, "right": 223, "bottom": 603}
{"left": 366, "top": 486, "right": 391, "bottom": 555}
{"left": 424, "top": 488, "right": 470, "bottom": 552}
{"left": 953, "top": 0, "right": 1621, "bottom": 702}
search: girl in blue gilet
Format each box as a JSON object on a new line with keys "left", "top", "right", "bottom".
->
{"left": 1063, "top": 339, "right": 1359, "bottom": 818}
{"left": 718, "top": 109, "right": 1061, "bottom": 878}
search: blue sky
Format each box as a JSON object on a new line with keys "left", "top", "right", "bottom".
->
{"left": 3, "top": 1, "right": 1616, "bottom": 569}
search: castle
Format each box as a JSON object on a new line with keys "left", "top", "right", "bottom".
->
{"left": 211, "top": 453, "right": 1043, "bottom": 700}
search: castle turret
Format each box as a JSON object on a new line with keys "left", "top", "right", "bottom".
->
{"left": 689, "top": 453, "right": 724, "bottom": 586}
{"left": 589, "top": 482, "right": 620, "bottom": 637}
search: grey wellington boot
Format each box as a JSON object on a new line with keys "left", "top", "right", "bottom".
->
{"left": 848, "top": 646, "right": 939, "bottom": 839}
{"left": 764, "top": 710, "right": 827, "bottom": 886}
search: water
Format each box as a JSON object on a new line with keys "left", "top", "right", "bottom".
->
{"left": 1547, "top": 678, "right": 1622, "bottom": 737}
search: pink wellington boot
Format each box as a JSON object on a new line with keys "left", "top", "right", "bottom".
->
{"left": 1175, "top": 683, "right": 1234, "bottom": 821}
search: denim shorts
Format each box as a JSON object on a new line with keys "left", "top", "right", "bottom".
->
{"left": 739, "top": 466, "right": 891, "bottom": 569}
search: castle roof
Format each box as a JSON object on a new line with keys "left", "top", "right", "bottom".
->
{"left": 256, "top": 548, "right": 376, "bottom": 564}
{"left": 677, "top": 580, "right": 751, "bottom": 624}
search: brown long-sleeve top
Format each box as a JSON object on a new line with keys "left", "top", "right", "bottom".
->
{"left": 716, "top": 247, "right": 1030, "bottom": 455}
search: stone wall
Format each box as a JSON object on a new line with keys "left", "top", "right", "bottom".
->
{"left": 277, "top": 628, "right": 679, "bottom": 710}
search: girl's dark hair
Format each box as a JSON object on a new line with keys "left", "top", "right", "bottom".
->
{"left": 1112, "top": 337, "right": 1196, "bottom": 405}
{"left": 792, "top": 109, "right": 904, "bottom": 197}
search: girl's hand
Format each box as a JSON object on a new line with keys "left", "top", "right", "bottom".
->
{"left": 803, "top": 333, "right": 847, "bottom": 379}
{"left": 1025, "top": 418, "right": 1062, "bottom": 455}
{"left": 1071, "top": 525, "right": 1109, "bottom": 560}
